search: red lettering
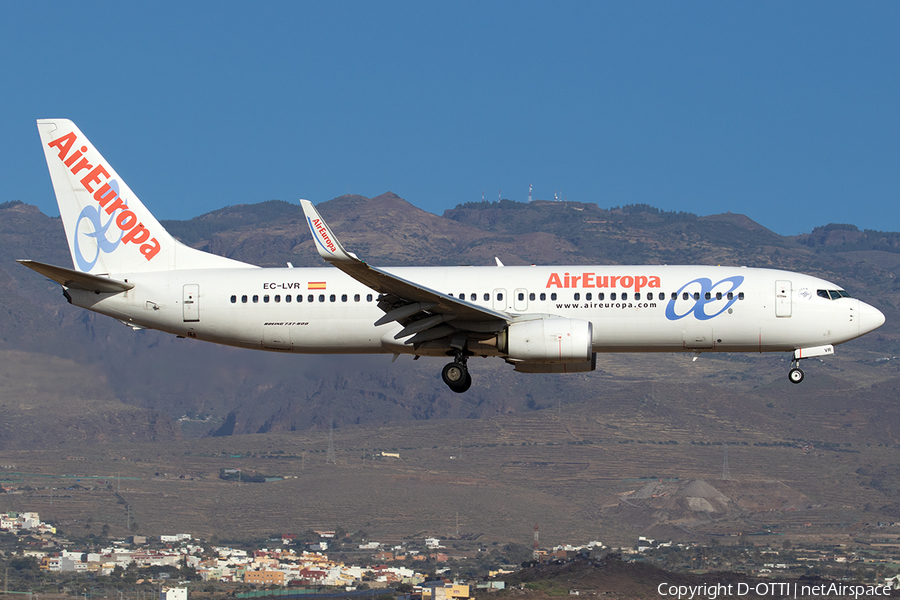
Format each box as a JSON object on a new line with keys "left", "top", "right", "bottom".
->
{"left": 93, "top": 183, "right": 117, "bottom": 206}
{"left": 122, "top": 222, "right": 150, "bottom": 245}
{"left": 115, "top": 210, "right": 138, "bottom": 230}
{"left": 104, "top": 197, "right": 128, "bottom": 215}
{"left": 544, "top": 272, "right": 661, "bottom": 290}
{"left": 80, "top": 165, "right": 110, "bottom": 193}
{"left": 69, "top": 157, "right": 93, "bottom": 177}
{"left": 64, "top": 147, "right": 87, "bottom": 167}
{"left": 47, "top": 132, "right": 76, "bottom": 161}
{"left": 140, "top": 238, "right": 161, "bottom": 260}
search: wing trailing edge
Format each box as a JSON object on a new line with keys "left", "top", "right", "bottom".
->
{"left": 298, "top": 200, "right": 510, "bottom": 337}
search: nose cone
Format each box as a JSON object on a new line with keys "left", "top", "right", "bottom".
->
{"left": 859, "top": 301, "right": 886, "bottom": 335}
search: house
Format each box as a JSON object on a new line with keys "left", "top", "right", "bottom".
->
{"left": 245, "top": 570, "right": 285, "bottom": 586}
{"left": 161, "top": 588, "right": 187, "bottom": 600}
{"left": 421, "top": 584, "right": 470, "bottom": 600}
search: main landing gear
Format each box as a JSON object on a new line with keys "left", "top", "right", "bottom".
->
{"left": 442, "top": 354, "right": 472, "bottom": 393}
{"left": 788, "top": 359, "right": 804, "bottom": 384}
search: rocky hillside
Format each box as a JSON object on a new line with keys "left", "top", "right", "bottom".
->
{"left": 0, "top": 194, "right": 898, "bottom": 444}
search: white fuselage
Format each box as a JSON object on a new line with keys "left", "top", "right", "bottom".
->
{"left": 67, "top": 264, "right": 881, "bottom": 357}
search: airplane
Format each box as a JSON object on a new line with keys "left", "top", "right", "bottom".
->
{"left": 20, "top": 119, "right": 886, "bottom": 393}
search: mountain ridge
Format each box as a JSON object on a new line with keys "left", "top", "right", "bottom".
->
{"left": 1, "top": 193, "right": 897, "bottom": 444}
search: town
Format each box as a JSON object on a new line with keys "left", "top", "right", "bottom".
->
{"left": 3, "top": 510, "right": 900, "bottom": 599}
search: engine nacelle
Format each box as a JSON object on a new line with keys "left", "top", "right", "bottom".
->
{"left": 512, "top": 354, "right": 597, "bottom": 373}
{"left": 498, "top": 317, "right": 593, "bottom": 363}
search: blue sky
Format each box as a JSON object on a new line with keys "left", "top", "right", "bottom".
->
{"left": 2, "top": 2, "right": 898, "bottom": 236}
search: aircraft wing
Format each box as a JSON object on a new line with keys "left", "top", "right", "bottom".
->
{"left": 300, "top": 200, "right": 509, "bottom": 342}
{"left": 17, "top": 260, "right": 134, "bottom": 293}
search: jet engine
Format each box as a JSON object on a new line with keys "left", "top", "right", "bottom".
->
{"left": 497, "top": 317, "right": 593, "bottom": 363}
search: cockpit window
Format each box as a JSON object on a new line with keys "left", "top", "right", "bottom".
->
{"left": 818, "top": 289, "right": 852, "bottom": 300}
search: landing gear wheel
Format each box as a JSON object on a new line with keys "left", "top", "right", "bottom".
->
{"left": 454, "top": 372, "right": 472, "bottom": 393}
{"left": 788, "top": 367, "right": 804, "bottom": 384}
{"left": 442, "top": 362, "right": 471, "bottom": 393}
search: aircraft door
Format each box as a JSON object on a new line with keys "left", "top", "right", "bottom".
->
{"left": 492, "top": 288, "right": 508, "bottom": 311}
{"left": 183, "top": 284, "right": 199, "bottom": 322}
{"left": 775, "top": 280, "right": 792, "bottom": 318}
{"left": 513, "top": 288, "right": 529, "bottom": 312}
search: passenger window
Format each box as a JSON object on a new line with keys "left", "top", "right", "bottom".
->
{"left": 540, "top": 293, "right": 546, "bottom": 301}
{"left": 621, "top": 292, "right": 628, "bottom": 301}
{"left": 693, "top": 292, "right": 700, "bottom": 301}
{"left": 459, "top": 292, "right": 465, "bottom": 299}
{"left": 230, "top": 295, "right": 237, "bottom": 303}
{"left": 285, "top": 295, "right": 291, "bottom": 303}
{"left": 252, "top": 295, "right": 259, "bottom": 303}
{"left": 241, "top": 295, "right": 248, "bottom": 303}
{"left": 471, "top": 293, "right": 477, "bottom": 301}
{"left": 518, "top": 293, "right": 525, "bottom": 301}
{"left": 297, "top": 295, "right": 303, "bottom": 302}
{"left": 551, "top": 293, "right": 557, "bottom": 301}
{"left": 263, "top": 295, "right": 270, "bottom": 303}
{"left": 574, "top": 293, "right": 580, "bottom": 301}
{"left": 484, "top": 293, "right": 489, "bottom": 301}
{"left": 598, "top": 293, "right": 605, "bottom": 301}
{"left": 497, "top": 293, "right": 503, "bottom": 301}
{"left": 586, "top": 293, "right": 592, "bottom": 301}
{"left": 671, "top": 292, "right": 677, "bottom": 300}
{"left": 529, "top": 293, "right": 535, "bottom": 301}
{"left": 705, "top": 292, "right": 711, "bottom": 300}
{"left": 275, "top": 295, "right": 281, "bottom": 303}
{"left": 329, "top": 294, "right": 336, "bottom": 302}
{"left": 727, "top": 292, "right": 733, "bottom": 300}
{"left": 354, "top": 294, "right": 360, "bottom": 302}
{"left": 341, "top": 294, "right": 347, "bottom": 302}
{"left": 611, "top": 293, "right": 617, "bottom": 301}
{"left": 646, "top": 292, "right": 653, "bottom": 301}
{"left": 318, "top": 295, "right": 325, "bottom": 302}
{"left": 716, "top": 292, "right": 722, "bottom": 300}
{"left": 738, "top": 292, "right": 744, "bottom": 300}
{"left": 367, "top": 294, "right": 373, "bottom": 302}
{"left": 683, "top": 292, "right": 689, "bottom": 300}
{"left": 634, "top": 293, "right": 640, "bottom": 300}
{"left": 308, "top": 295, "right": 314, "bottom": 303}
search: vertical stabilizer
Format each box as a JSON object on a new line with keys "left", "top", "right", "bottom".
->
{"left": 36, "top": 119, "right": 252, "bottom": 274}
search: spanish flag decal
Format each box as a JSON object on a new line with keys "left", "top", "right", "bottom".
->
{"left": 308, "top": 282, "right": 326, "bottom": 290}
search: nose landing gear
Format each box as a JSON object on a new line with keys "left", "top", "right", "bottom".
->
{"left": 441, "top": 354, "right": 472, "bottom": 393}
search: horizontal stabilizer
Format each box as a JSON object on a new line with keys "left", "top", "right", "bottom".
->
{"left": 17, "top": 260, "right": 134, "bottom": 293}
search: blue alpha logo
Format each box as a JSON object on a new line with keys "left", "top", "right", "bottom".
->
{"left": 73, "top": 179, "right": 125, "bottom": 271}
{"left": 664, "top": 276, "right": 744, "bottom": 321}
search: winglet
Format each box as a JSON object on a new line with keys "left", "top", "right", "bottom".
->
{"left": 299, "top": 200, "right": 359, "bottom": 264}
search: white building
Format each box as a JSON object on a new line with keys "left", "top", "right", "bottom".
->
{"left": 162, "top": 588, "right": 187, "bottom": 600}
